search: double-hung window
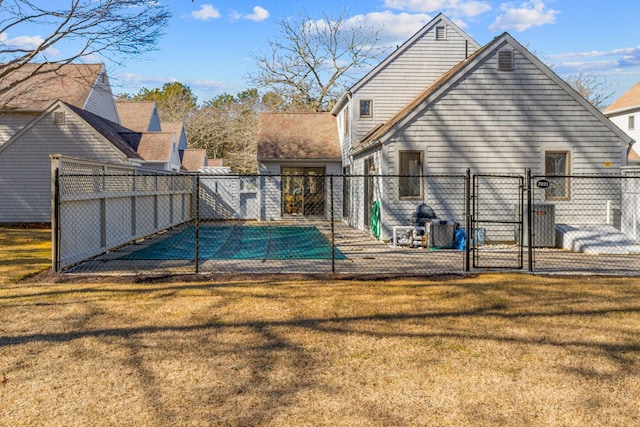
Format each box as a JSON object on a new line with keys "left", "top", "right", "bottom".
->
{"left": 399, "top": 151, "right": 422, "bottom": 199}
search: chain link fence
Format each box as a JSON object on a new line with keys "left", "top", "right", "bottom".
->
{"left": 53, "top": 157, "right": 640, "bottom": 276}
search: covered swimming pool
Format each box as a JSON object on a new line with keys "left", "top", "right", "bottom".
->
{"left": 121, "top": 224, "right": 346, "bottom": 261}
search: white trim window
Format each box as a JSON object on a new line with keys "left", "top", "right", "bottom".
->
{"left": 629, "top": 115, "right": 635, "bottom": 131}
{"left": 545, "top": 151, "right": 570, "bottom": 200}
{"left": 399, "top": 151, "right": 423, "bottom": 199}
{"left": 359, "top": 99, "right": 372, "bottom": 118}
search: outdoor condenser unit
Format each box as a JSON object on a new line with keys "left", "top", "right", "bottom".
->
{"left": 516, "top": 203, "right": 556, "bottom": 247}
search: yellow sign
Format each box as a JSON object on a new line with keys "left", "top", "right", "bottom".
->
{"left": 603, "top": 162, "right": 612, "bottom": 167}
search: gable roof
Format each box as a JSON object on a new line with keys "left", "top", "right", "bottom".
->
{"left": 115, "top": 101, "right": 157, "bottom": 132}
{"left": 0, "top": 100, "right": 142, "bottom": 160}
{"left": 352, "top": 32, "right": 633, "bottom": 155}
{"left": 136, "top": 132, "right": 175, "bottom": 163}
{"left": 161, "top": 121, "right": 184, "bottom": 135}
{"left": 332, "top": 13, "right": 480, "bottom": 114}
{"left": 0, "top": 63, "right": 104, "bottom": 112}
{"left": 604, "top": 82, "right": 640, "bottom": 115}
{"left": 181, "top": 149, "right": 208, "bottom": 171}
{"left": 257, "top": 112, "right": 340, "bottom": 161}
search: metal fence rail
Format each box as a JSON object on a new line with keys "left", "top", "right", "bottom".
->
{"left": 52, "top": 160, "right": 640, "bottom": 276}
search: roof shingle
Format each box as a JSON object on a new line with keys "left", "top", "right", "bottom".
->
{"left": 257, "top": 113, "right": 340, "bottom": 160}
{"left": 0, "top": 63, "right": 103, "bottom": 111}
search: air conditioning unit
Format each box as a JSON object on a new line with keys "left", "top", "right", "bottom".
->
{"left": 516, "top": 203, "right": 556, "bottom": 247}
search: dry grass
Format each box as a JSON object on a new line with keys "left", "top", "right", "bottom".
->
{"left": 0, "top": 273, "right": 638, "bottom": 426}
{"left": 1, "top": 228, "right": 640, "bottom": 426}
{"left": 0, "top": 226, "right": 51, "bottom": 283}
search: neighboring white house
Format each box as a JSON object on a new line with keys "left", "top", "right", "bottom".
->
{"left": 257, "top": 113, "right": 342, "bottom": 220}
{"left": 604, "top": 82, "right": 640, "bottom": 164}
{"left": 0, "top": 101, "right": 144, "bottom": 222}
{"left": 0, "top": 69, "right": 194, "bottom": 223}
{"left": 0, "top": 63, "right": 119, "bottom": 143}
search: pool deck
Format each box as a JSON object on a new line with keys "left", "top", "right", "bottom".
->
{"left": 69, "top": 219, "right": 640, "bottom": 276}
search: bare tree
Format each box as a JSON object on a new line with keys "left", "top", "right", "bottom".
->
{"left": 565, "top": 72, "right": 616, "bottom": 110}
{"left": 248, "top": 10, "right": 384, "bottom": 112}
{"left": 0, "top": 0, "right": 170, "bottom": 107}
{"left": 188, "top": 89, "right": 261, "bottom": 173}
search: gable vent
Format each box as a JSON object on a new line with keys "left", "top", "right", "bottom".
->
{"left": 435, "top": 26, "right": 446, "bottom": 40}
{"left": 498, "top": 50, "right": 514, "bottom": 71}
{"left": 53, "top": 111, "right": 65, "bottom": 125}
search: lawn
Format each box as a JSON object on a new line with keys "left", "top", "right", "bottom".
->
{"left": 1, "top": 228, "right": 639, "bottom": 426}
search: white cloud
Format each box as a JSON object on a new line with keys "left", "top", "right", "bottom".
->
{"left": 489, "top": 0, "right": 558, "bottom": 32}
{"left": 244, "top": 6, "right": 269, "bottom": 22}
{"left": 383, "top": 0, "right": 491, "bottom": 17}
{"left": 0, "top": 32, "right": 60, "bottom": 56}
{"left": 346, "top": 11, "right": 433, "bottom": 42}
{"left": 192, "top": 4, "right": 221, "bottom": 21}
{"left": 551, "top": 46, "right": 640, "bottom": 74}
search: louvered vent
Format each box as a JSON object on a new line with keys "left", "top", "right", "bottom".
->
{"left": 435, "top": 26, "right": 446, "bottom": 40}
{"left": 498, "top": 50, "right": 514, "bottom": 71}
{"left": 53, "top": 111, "right": 65, "bottom": 125}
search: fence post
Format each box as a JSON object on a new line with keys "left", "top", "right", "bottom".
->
{"left": 526, "top": 168, "right": 533, "bottom": 272}
{"left": 195, "top": 174, "right": 200, "bottom": 274}
{"left": 330, "top": 175, "right": 336, "bottom": 273}
{"left": 465, "top": 168, "right": 471, "bottom": 272}
{"left": 51, "top": 156, "right": 61, "bottom": 272}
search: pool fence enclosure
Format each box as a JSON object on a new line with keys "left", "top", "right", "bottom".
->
{"left": 52, "top": 156, "right": 640, "bottom": 275}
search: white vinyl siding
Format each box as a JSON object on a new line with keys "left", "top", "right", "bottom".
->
{"left": 83, "top": 70, "right": 119, "bottom": 123}
{"left": 359, "top": 40, "right": 627, "bottom": 240}
{"left": 352, "top": 20, "right": 477, "bottom": 145}
{"left": 0, "top": 113, "right": 36, "bottom": 144}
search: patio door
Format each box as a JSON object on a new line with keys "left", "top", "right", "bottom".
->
{"left": 282, "top": 167, "right": 325, "bottom": 217}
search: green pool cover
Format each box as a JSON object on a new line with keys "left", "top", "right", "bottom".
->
{"left": 121, "top": 225, "right": 346, "bottom": 261}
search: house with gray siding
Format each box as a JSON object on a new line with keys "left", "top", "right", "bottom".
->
{"left": 0, "top": 101, "right": 143, "bottom": 223}
{"left": 331, "top": 16, "right": 632, "bottom": 241}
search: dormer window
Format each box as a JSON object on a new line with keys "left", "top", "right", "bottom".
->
{"left": 498, "top": 50, "right": 514, "bottom": 71}
{"left": 360, "top": 99, "right": 372, "bottom": 118}
{"left": 435, "top": 26, "right": 446, "bottom": 40}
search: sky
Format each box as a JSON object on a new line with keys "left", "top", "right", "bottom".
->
{"left": 5, "top": 1, "right": 640, "bottom": 106}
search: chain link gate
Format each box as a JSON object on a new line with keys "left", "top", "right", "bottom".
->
{"left": 471, "top": 174, "right": 525, "bottom": 270}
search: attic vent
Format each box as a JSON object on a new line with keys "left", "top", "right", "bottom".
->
{"left": 498, "top": 50, "right": 514, "bottom": 71}
{"left": 53, "top": 111, "right": 65, "bottom": 125}
{"left": 435, "top": 26, "right": 446, "bottom": 40}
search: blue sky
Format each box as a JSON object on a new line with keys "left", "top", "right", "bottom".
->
{"left": 6, "top": 1, "right": 640, "bottom": 105}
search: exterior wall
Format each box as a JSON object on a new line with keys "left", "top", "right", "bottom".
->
{"left": 83, "top": 70, "right": 119, "bottom": 123}
{"left": 0, "top": 112, "right": 36, "bottom": 144}
{"left": 258, "top": 160, "right": 343, "bottom": 221}
{"left": 0, "top": 104, "right": 129, "bottom": 222}
{"left": 350, "top": 19, "right": 478, "bottom": 146}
